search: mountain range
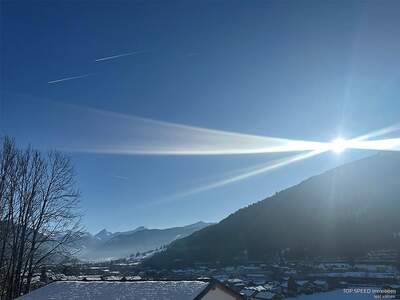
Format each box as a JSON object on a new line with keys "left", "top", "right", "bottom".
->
{"left": 147, "top": 152, "right": 400, "bottom": 267}
{"left": 75, "top": 221, "right": 212, "bottom": 261}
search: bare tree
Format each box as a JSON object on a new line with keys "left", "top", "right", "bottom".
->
{"left": 0, "top": 137, "right": 81, "bottom": 299}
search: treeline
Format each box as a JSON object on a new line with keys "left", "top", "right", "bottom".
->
{"left": 0, "top": 137, "right": 81, "bottom": 299}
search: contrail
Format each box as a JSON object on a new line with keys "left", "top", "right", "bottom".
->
{"left": 112, "top": 175, "right": 129, "bottom": 180}
{"left": 47, "top": 74, "right": 91, "bottom": 84}
{"left": 94, "top": 50, "right": 146, "bottom": 62}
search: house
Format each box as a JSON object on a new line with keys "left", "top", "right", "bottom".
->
{"left": 246, "top": 274, "right": 268, "bottom": 285}
{"left": 17, "top": 280, "right": 244, "bottom": 300}
{"left": 313, "top": 280, "right": 328, "bottom": 292}
{"left": 240, "top": 288, "right": 257, "bottom": 298}
{"left": 264, "top": 282, "right": 282, "bottom": 294}
{"left": 226, "top": 278, "right": 246, "bottom": 290}
{"left": 251, "top": 291, "right": 282, "bottom": 300}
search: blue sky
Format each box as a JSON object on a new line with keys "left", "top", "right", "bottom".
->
{"left": 1, "top": 0, "right": 400, "bottom": 233}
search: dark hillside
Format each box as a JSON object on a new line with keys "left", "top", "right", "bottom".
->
{"left": 147, "top": 153, "right": 400, "bottom": 267}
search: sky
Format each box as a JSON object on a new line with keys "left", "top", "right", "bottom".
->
{"left": 1, "top": 0, "right": 400, "bottom": 233}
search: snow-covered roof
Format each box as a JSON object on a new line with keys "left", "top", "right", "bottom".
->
{"left": 17, "top": 281, "right": 210, "bottom": 300}
{"left": 227, "top": 278, "right": 243, "bottom": 283}
{"left": 240, "top": 288, "right": 256, "bottom": 297}
{"left": 296, "top": 280, "right": 309, "bottom": 286}
{"left": 254, "top": 291, "right": 276, "bottom": 299}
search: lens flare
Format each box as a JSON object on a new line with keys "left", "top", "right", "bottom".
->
{"left": 331, "top": 138, "right": 347, "bottom": 153}
{"left": 147, "top": 149, "right": 327, "bottom": 206}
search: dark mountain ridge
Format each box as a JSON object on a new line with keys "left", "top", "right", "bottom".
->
{"left": 147, "top": 153, "right": 400, "bottom": 267}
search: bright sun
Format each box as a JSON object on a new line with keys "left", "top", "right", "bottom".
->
{"left": 331, "top": 138, "right": 347, "bottom": 153}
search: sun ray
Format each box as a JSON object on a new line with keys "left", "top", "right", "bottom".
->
{"left": 147, "top": 149, "right": 328, "bottom": 206}
{"left": 345, "top": 138, "right": 400, "bottom": 151}
{"left": 328, "top": 123, "right": 400, "bottom": 154}
{"left": 55, "top": 103, "right": 330, "bottom": 156}
{"left": 351, "top": 123, "right": 400, "bottom": 142}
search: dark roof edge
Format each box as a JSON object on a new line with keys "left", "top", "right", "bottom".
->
{"left": 194, "top": 279, "right": 244, "bottom": 300}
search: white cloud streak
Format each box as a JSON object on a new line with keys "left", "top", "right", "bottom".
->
{"left": 94, "top": 51, "right": 146, "bottom": 62}
{"left": 47, "top": 74, "right": 91, "bottom": 84}
{"left": 112, "top": 175, "right": 129, "bottom": 180}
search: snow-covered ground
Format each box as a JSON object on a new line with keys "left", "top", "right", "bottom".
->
{"left": 17, "top": 281, "right": 209, "bottom": 300}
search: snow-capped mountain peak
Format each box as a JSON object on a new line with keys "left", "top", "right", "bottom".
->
{"left": 94, "top": 229, "right": 114, "bottom": 241}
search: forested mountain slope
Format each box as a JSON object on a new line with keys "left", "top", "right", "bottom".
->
{"left": 148, "top": 153, "right": 400, "bottom": 267}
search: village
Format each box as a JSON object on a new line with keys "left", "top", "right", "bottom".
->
{"left": 28, "top": 249, "right": 400, "bottom": 299}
